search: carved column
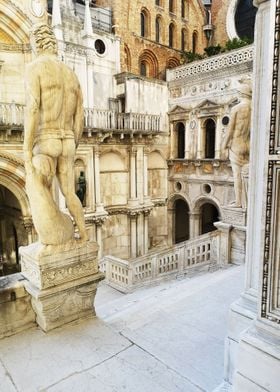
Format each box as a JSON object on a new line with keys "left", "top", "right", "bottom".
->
{"left": 93, "top": 146, "right": 103, "bottom": 212}
{"left": 184, "top": 119, "right": 190, "bottom": 159}
{"left": 128, "top": 147, "right": 137, "bottom": 206}
{"left": 189, "top": 212, "right": 200, "bottom": 239}
{"left": 143, "top": 210, "right": 150, "bottom": 254}
{"left": 196, "top": 120, "right": 203, "bottom": 159}
{"left": 215, "top": 116, "right": 221, "bottom": 159}
{"left": 143, "top": 147, "right": 150, "bottom": 201}
{"left": 130, "top": 214, "right": 137, "bottom": 258}
{"left": 170, "top": 122, "right": 174, "bottom": 159}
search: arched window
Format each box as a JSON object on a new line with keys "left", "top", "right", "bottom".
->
{"left": 181, "top": 0, "right": 186, "bottom": 18}
{"left": 169, "top": 23, "right": 175, "bottom": 48}
{"left": 124, "top": 45, "right": 131, "bottom": 72}
{"left": 167, "top": 57, "right": 180, "bottom": 69}
{"left": 169, "top": 0, "right": 174, "bottom": 13}
{"left": 181, "top": 29, "right": 187, "bottom": 51}
{"left": 155, "top": 0, "right": 160, "bottom": 5}
{"left": 140, "top": 61, "right": 147, "bottom": 76}
{"left": 174, "top": 199, "right": 190, "bottom": 243}
{"left": 235, "top": 0, "right": 257, "bottom": 41}
{"left": 155, "top": 16, "right": 161, "bottom": 43}
{"left": 205, "top": 119, "right": 216, "bottom": 159}
{"left": 176, "top": 122, "right": 185, "bottom": 159}
{"left": 141, "top": 12, "right": 146, "bottom": 37}
{"left": 192, "top": 31, "right": 198, "bottom": 53}
{"left": 200, "top": 202, "right": 220, "bottom": 234}
{"left": 139, "top": 50, "right": 159, "bottom": 78}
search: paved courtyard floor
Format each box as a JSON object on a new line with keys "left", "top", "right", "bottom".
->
{"left": 0, "top": 265, "right": 244, "bottom": 392}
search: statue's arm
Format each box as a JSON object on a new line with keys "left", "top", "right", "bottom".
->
{"left": 23, "top": 65, "right": 40, "bottom": 164}
{"left": 73, "top": 85, "right": 84, "bottom": 148}
{"left": 224, "top": 109, "right": 237, "bottom": 148}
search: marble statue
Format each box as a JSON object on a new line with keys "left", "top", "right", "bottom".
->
{"left": 23, "top": 24, "right": 88, "bottom": 245}
{"left": 223, "top": 82, "right": 251, "bottom": 208}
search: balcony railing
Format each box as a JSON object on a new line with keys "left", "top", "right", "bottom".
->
{"left": 100, "top": 230, "right": 220, "bottom": 293}
{"left": 0, "top": 102, "right": 24, "bottom": 126}
{"left": 85, "top": 108, "right": 161, "bottom": 133}
{"left": 167, "top": 44, "right": 254, "bottom": 82}
{"left": 0, "top": 103, "right": 162, "bottom": 133}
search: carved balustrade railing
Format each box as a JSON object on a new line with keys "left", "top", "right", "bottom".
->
{"left": 167, "top": 44, "right": 254, "bottom": 82}
{"left": 101, "top": 230, "right": 220, "bottom": 293}
{"left": 0, "top": 102, "right": 24, "bottom": 127}
{"left": 84, "top": 108, "right": 161, "bottom": 133}
{"left": 0, "top": 103, "right": 162, "bottom": 133}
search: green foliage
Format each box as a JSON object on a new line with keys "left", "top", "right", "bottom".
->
{"left": 224, "top": 37, "right": 253, "bottom": 51}
{"left": 181, "top": 51, "right": 205, "bottom": 64}
{"left": 204, "top": 44, "right": 222, "bottom": 57}
{"left": 181, "top": 37, "right": 253, "bottom": 65}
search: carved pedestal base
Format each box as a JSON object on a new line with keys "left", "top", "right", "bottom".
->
{"left": 220, "top": 206, "right": 247, "bottom": 264}
{"left": 20, "top": 241, "right": 104, "bottom": 332}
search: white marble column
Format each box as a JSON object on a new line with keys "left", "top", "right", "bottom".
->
{"left": 215, "top": 116, "right": 222, "bottom": 159}
{"left": 129, "top": 147, "right": 137, "bottom": 205}
{"left": 170, "top": 122, "right": 175, "bottom": 159}
{"left": 196, "top": 120, "right": 204, "bottom": 159}
{"left": 189, "top": 212, "right": 200, "bottom": 238}
{"left": 130, "top": 215, "right": 137, "bottom": 258}
{"left": 93, "top": 146, "right": 103, "bottom": 212}
{"left": 184, "top": 120, "right": 190, "bottom": 159}
{"left": 143, "top": 148, "right": 149, "bottom": 201}
{"left": 143, "top": 212, "right": 149, "bottom": 254}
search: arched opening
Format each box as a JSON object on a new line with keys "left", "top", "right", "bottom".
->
{"left": 192, "top": 31, "right": 198, "bottom": 53}
{"left": 181, "top": 28, "right": 187, "bottom": 51}
{"left": 124, "top": 44, "right": 131, "bottom": 72}
{"left": 155, "top": 16, "right": 161, "bottom": 43}
{"left": 176, "top": 122, "right": 185, "bottom": 159}
{"left": 139, "top": 50, "right": 159, "bottom": 78}
{"left": 169, "top": 0, "right": 175, "bottom": 13}
{"left": 0, "top": 184, "right": 28, "bottom": 275}
{"left": 140, "top": 8, "right": 150, "bottom": 38}
{"left": 181, "top": 0, "right": 187, "bottom": 18}
{"left": 235, "top": 0, "right": 257, "bottom": 41}
{"left": 167, "top": 57, "right": 180, "bottom": 69}
{"left": 140, "top": 60, "right": 148, "bottom": 76}
{"left": 205, "top": 119, "right": 216, "bottom": 159}
{"left": 200, "top": 202, "right": 220, "bottom": 234}
{"left": 174, "top": 199, "right": 190, "bottom": 243}
{"left": 169, "top": 23, "right": 175, "bottom": 48}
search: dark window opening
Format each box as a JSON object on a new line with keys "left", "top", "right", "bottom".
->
{"left": 175, "top": 199, "right": 190, "bottom": 243}
{"left": 156, "top": 18, "right": 160, "bottom": 43}
{"left": 235, "top": 0, "right": 257, "bottom": 41}
{"left": 205, "top": 119, "right": 216, "bottom": 159}
{"left": 177, "top": 122, "right": 185, "bottom": 158}
{"left": 201, "top": 203, "right": 219, "bottom": 234}
{"left": 141, "top": 12, "right": 145, "bottom": 37}
{"left": 169, "top": 24, "right": 174, "bottom": 48}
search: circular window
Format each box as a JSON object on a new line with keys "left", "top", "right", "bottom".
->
{"left": 222, "top": 116, "right": 230, "bottom": 126}
{"left": 95, "top": 39, "right": 106, "bottom": 55}
{"left": 175, "top": 182, "right": 182, "bottom": 191}
{"left": 203, "top": 184, "right": 212, "bottom": 194}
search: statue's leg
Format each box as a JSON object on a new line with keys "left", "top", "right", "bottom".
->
{"left": 231, "top": 162, "right": 242, "bottom": 207}
{"left": 57, "top": 139, "right": 88, "bottom": 241}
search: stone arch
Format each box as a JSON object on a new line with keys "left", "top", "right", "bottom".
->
{"left": 0, "top": 153, "right": 30, "bottom": 217}
{"left": 203, "top": 118, "right": 216, "bottom": 159}
{"left": 0, "top": 0, "right": 32, "bottom": 44}
{"left": 166, "top": 57, "right": 180, "bottom": 69}
{"left": 169, "top": 22, "right": 177, "bottom": 48}
{"left": 155, "top": 14, "right": 164, "bottom": 44}
{"left": 173, "top": 121, "right": 185, "bottom": 159}
{"left": 167, "top": 194, "right": 190, "bottom": 244}
{"left": 193, "top": 196, "right": 221, "bottom": 235}
{"left": 192, "top": 30, "right": 198, "bottom": 53}
{"left": 124, "top": 44, "right": 131, "bottom": 72}
{"left": 139, "top": 49, "right": 159, "bottom": 78}
{"left": 140, "top": 7, "right": 151, "bottom": 38}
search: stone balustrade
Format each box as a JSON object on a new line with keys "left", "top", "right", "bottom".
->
{"left": 0, "top": 102, "right": 24, "bottom": 126}
{"left": 166, "top": 45, "right": 254, "bottom": 82}
{"left": 84, "top": 108, "right": 162, "bottom": 133}
{"left": 101, "top": 230, "right": 220, "bottom": 293}
{"left": 0, "top": 103, "right": 162, "bottom": 133}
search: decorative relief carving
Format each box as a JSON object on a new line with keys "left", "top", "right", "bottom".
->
{"left": 221, "top": 206, "right": 246, "bottom": 226}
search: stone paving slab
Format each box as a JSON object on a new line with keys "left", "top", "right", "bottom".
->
{"left": 47, "top": 345, "right": 202, "bottom": 392}
{"left": 0, "top": 265, "right": 244, "bottom": 392}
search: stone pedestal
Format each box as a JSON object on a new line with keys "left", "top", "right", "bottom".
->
{"left": 221, "top": 206, "right": 247, "bottom": 264}
{"left": 214, "top": 222, "right": 232, "bottom": 265}
{"left": 20, "top": 241, "right": 104, "bottom": 332}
